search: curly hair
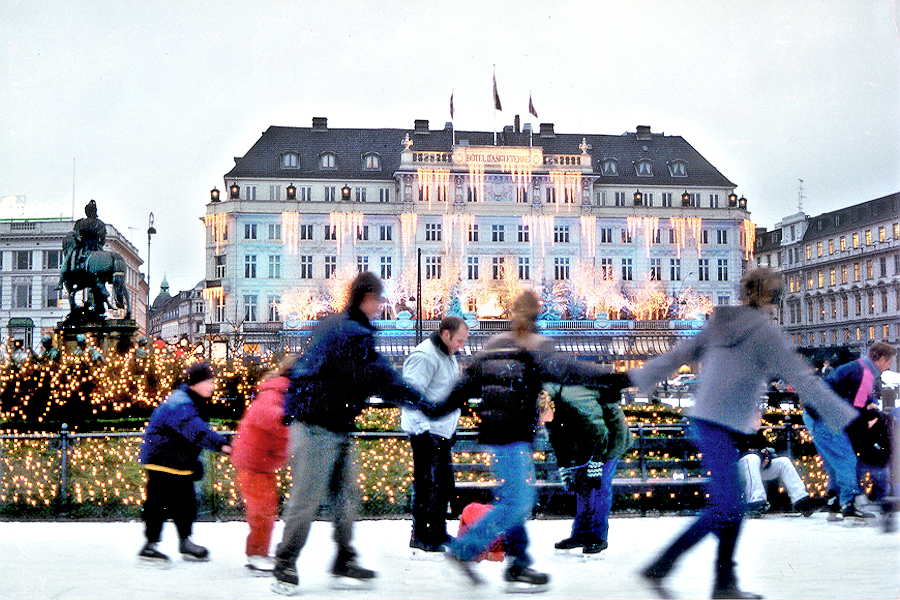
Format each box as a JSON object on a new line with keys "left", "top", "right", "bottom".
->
{"left": 739, "top": 267, "right": 782, "bottom": 308}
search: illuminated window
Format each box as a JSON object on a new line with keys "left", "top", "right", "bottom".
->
{"left": 865, "top": 230, "right": 872, "bottom": 245}
{"left": 840, "top": 236, "right": 847, "bottom": 251}
{"left": 852, "top": 233, "right": 859, "bottom": 248}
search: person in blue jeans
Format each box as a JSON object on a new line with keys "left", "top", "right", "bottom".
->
{"left": 542, "top": 383, "right": 630, "bottom": 554}
{"left": 630, "top": 268, "right": 855, "bottom": 600}
{"left": 428, "top": 291, "right": 629, "bottom": 591}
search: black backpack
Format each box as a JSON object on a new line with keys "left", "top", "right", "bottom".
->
{"left": 465, "top": 347, "right": 542, "bottom": 443}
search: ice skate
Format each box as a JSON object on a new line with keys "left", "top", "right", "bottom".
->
{"left": 446, "top": 551, "right": 484, "bottom": 586}
{"left": 582, "top": 539, "right": 608, "bottom": 555}
{"left": 410, "top": 539, "right": 446, "bottom": 562}
{"left": 246, "top": 555, "right": 275, "bottom": 576}
{"left": 270, "top": 562, "right": 299, "bottom": 596}
{"left": 640, "top": 566, "right": 674, "bottom": 599}
{"left": 330, "top": 555, "right": 376, "bottom": 590}
{"left": 138, "top": 542, "right": 170, "bottom": 564}
{"left": 179, "top": 538, "right": 209, "bottom": 561}
{"left": 504, "top": 566, "right": 550, "bottom": 594}
{"left": 826, "top": 493, "right": 843, "bottom": 522}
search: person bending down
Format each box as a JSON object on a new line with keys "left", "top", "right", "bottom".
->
{"left": 739, "top": 448, "right": 822, "bottom": 518}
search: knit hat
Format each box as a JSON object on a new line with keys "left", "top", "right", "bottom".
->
{"left": 184, "top": 362, "right": 214, "bottom": 386}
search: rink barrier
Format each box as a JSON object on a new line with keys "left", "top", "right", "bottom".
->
{"left": 0, "top": 423, "right": 803, "bottom": 519}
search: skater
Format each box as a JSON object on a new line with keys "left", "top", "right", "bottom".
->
{"left": 138, "top": 362, "right": 232, "bottom": 563}
{"left": 738, "top": 442, "right": 822, "bottom": 518}
{"left": 807, "top": 341, "right": 897, "bottom": 522}
{"left": 429, "top": 290, "right": 630, "bottom": 592}
{"left": 271, "top": 272, "right": 427, "bottom": 595}
{"left": 543, "top": 383, "right": 630, "bottom": 555}
{"left": 231, "top": 355, "right": 296, "bottom": 574}
{"left": 631, "top": 268, "right": 855, "bottom": 599}
{"left": 826, "top": 342, "right": 897, "bottom": 525}
{"left": 401, "top": 315, "right": 469, "bottom": 557}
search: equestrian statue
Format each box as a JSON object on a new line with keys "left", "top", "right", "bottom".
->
{"left": 56, "top": 200, "right": 131, "bottom": 320}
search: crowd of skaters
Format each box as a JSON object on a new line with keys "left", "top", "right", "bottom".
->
{"left": 136, "top": 269, "right": 898, "bottom": 599}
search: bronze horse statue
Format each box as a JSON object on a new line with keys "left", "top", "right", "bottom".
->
{"left": 59, "top": 231, "right": 131, "bottom": 318}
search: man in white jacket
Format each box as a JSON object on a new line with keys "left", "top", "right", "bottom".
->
{"left": 402, "top": 315, "right": 469, "bottom": 556}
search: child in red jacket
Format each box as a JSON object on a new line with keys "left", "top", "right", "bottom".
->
{"left": 232, "top": 356, "right": 296, "bottom": 574}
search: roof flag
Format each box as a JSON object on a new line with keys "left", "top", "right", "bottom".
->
{"left": 450, "top": 91, "right": 454, "bottom": 120}
{"left": 493, "top": 71, "right": 502, "bottom": 111}
{"left": 528, "top": 93, "right": 538, "bottom": 118}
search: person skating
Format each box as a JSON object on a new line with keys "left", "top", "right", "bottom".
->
{"left": 428, "top": 291, "right": 630, "bottom": 592}
{"left": 138, "top": 362, "right": 232, "bottom": 563}
{"left": 271, "top": 272, "right": 426, "bottom": 595}
{"left": 542, "top": 383, "right": 630, "bottom": 555}
{"left": 401, "top": 316, "right": 469, "bottom": 558}
{"left": 630, "top": 268, "right": 856, "bottom": 599}
{"left": 231, "top": 356, "right": 295, "bottom": 574}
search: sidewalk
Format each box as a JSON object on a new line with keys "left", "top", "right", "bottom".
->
{"left": 3, "top": 514, "right": 898, "bottom": 599}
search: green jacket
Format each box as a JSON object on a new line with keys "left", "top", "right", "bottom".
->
{"left": 544, "top": 383, "right": 631, "bottom": 468}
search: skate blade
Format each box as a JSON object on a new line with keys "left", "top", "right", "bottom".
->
{"left": 181, "top": 554, "right": 210, "bottom": 562}
{"left": 330, "top": 575, "right": 374, "bottom": 590}
{"left": 843, "top": 518, "right": 874, "bottom": 527}
{"left": 411, "top": 549, "right": 445, "bottom": 562}
{"left": 505, "top": 581, "right": 550, "bottom": 594}
{"left": 270, "top": 580, "right": 300, "bottom": 596}
{"left": 246, "top": 564, "right": 273, "bottom": 577}
{"left": 137, "top": 556, "right": 172, "bottom": 569}
{"left": 551, "top": 551, "right": 597, "bottom": 563}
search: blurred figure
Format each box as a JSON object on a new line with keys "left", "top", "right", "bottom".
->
{"left": 232, "top": 355, "right": 296, "bottom": 574}
{"left": 271, "top": 272, "right": 426, "bottom": 595}
{"left": 401, "top": 316, "right": 469, "bottom": 557}
{"left": 631, "top": 268, "right": 855, "bottom": 600}
{"left": 431, "top": 291, "right": 630, "bottom": 592}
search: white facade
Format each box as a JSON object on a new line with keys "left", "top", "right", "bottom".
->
{"left": 206, "top": 120, "right": 753, "bottom": 353}
{"left": 0, "top": 218, "right": 149, "bottom": 349}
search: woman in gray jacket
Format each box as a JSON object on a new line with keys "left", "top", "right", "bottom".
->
{"left": 630, "top": 268, "right": 856, "bottom": 599}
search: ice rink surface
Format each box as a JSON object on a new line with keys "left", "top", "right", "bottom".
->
{"left": 3, "top": 513, "right": 898, "bottom": 599}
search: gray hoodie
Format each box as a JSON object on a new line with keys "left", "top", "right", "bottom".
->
{"left": 628, "top": 305, "right": 856, "bottom": 435}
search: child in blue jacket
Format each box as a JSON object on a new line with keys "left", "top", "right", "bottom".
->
{"left": 138, "top": 362, "right": 232, "bottom": 562}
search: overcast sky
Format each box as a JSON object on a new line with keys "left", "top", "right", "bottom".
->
{"left": 3, "top": 0, "right": 899, "bottom": 296}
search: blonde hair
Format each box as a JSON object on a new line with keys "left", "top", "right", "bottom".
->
{"left": 510, "top": 291, "right": 541, "bottom": 339}
{"left": 740, "top": 268, "right": 782, "bottom": 308}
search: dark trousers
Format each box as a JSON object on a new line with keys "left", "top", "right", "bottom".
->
{"left": 646, "top": 420, "right": 746, "bottom": 591}
{"left": 409, "top": 432, "right": 454, "bottom": 547}
{"left": 143, "top": 469, "right": 197, "bottom": 543}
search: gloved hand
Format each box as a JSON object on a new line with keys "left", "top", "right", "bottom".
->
{"left": 558, "top": 467, "right": 575, "bottom": 492}
{"left": 586, "top": 460, "right": 603, "bottom": 479}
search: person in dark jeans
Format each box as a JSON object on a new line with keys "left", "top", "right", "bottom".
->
{"left": 138, "top": 362, "right": 232, "bottom": 562}
{"left": 630, "top": 268, "right": 855, "bottom": 599}
{"left": 401, "top": 316, "right": 470, "bottom": 555}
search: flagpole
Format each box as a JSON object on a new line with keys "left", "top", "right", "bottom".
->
{"left": 451, "top": 89, "right": 455, "bottom": 146}
{"left": 492, "top": 65, "right": 497, "bottom": 146}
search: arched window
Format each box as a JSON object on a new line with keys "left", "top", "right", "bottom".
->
{"left": 281, "top": 153, "right": 299, "bottom": 168}
{"left": 600, "top": 158, "right": 618, "bottom": 176}
{"left": 636, "top": 159, "right": 653, "bottom": 177}
{"left": 320, "top": 153, "right": 337, "bottom": 169}
{"left": 363, "top": 153, "right": 381, "bottom": 170}
{"left": 669, "top": 160, "right": 687, "bottom": 177}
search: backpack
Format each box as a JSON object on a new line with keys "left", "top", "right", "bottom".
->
{"left": 465, "top": 346, "right": 542, "bottom": 444}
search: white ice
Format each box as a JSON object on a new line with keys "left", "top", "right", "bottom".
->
{"left": 3, "top": 513, "right": 898, "bottom": 599}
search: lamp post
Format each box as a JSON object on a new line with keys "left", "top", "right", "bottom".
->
{"left": 146, "top": 213, "right": 156, "bottom": 337}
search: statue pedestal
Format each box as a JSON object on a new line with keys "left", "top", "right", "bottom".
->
{"left": 56, "top": 312, "right": 138, "bottom": 355}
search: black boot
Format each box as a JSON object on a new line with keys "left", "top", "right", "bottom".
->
{"left": 331, "top": 549, "right": 376, "bottom": 580}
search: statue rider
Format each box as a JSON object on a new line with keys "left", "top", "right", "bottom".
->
{"left": 57, "top": 200, "right": 107, "bottom": 291}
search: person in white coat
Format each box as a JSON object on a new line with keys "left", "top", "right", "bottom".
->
{"left": 401, "top": 316, "right": 469, "bottom": 554}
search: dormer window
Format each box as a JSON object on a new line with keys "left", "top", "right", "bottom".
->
{"left": 600, "top": 158, "right": 618, "bottom": 176}
{"left": 281, "top": 153, "right": 299, "bottom": 169}
{"left": 636, "top": 159, "right": 652, "bottom": 177}
{"left": 363, "top": 153, "right": 381, "bottom": 170}
{"left": 320, "top": 152, "right": 337, "bottom": 169}
{"left": 669, "top": 160, "right": 687, "bottom": 177}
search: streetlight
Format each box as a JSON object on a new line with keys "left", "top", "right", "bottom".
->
{"left": 633, "top": 190, "right": 643, "bottom": 206}
{"left": 147, "top": 213, "right": 156, "bottom": 336}
{"left": 210, "top": 187, "right": 220, "bottom": 202}
{"left": 341, "top": 184, "right": 352, "bottom": 201}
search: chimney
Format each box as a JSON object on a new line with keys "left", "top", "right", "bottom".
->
{"left": 636, "top": 125, "right": 651, "bottom": 140}
{"left": 514, "top": 114, "right": 520, "bottom": 133}
{"left": 414, "top": 119, "right": 430, "bottom": 134}
{"left": 444, "top": 122, "right": 453, "bottom": 130}
{"left": 539, "top": 123, "right": 555, "bottom": 138}
{"left": 523, "top": 123, "right": 532, "bottom": 134}
{"left": 312, "top": 117, "right": 328, "bottom": 131}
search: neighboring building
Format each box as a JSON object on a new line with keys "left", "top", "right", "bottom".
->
{"left": 205, "top": 118, "right": 754, "bottom": 357}
{"left": 0, "top": 218, "right": 149, "bottom": 349}
{"left": 754, "top": 192, "right": 900, "bottom": 362}
{"left": 148, "top": 278, "right": 206, "bottom": 346}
